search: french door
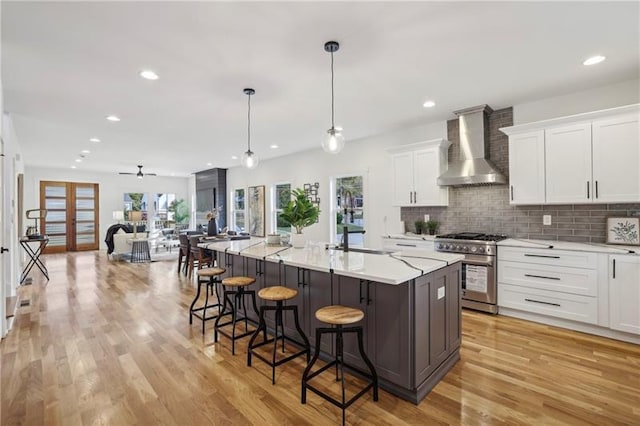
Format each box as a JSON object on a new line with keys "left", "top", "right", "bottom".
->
{"left": 40, "top": 181, "right": 100, "bottom": 253}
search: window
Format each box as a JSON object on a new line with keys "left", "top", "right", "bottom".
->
{"left": 124, "top": 193, "right": 148, "bottom": 221}
{"left": 331, "top": 175, "right": 365, "bottom": 246}
{"left": 272, "top": 183, "right": 291, "bottom": 234}
{"left": 153, "top": 193, "right": 176, "bottom": 226}
{"left": 231, "top": 188, "right": 246, "bottom": 233}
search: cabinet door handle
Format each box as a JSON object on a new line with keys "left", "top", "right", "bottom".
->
{"left": 525, "top": 298, "right": 561, "bottom": 307}
{"left": 367, "top": 282, "right": 372, "bottom": 305}
{"left": 524, "top": 254, "right": 560, "bottom": 259}
{"left": 359, "top": 280, "right": 365, "bottom": 304}
{"left": 524, "top": 273, "right": 560, "bottom": 281}
{"left": 510, "top": 185, "right": 514, "bottom": 201}
{"left": 612, "top": 259, "right": 616, "bottom": 279}
{"left": 413, "top": 191, "right": 417, "bottom": 204}
{"left": 397, "top": 243, "right": 417, "bottom": 247}
{"left": 595, "top": 180, "right": 599, "bottom": 199}
{"left": 587, "top": 181, "right": 590, "bottom": 199}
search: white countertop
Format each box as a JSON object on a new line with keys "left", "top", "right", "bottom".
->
{"left": 200, "top": 238, "right": 463, "bottom": 285}
{"left": 498, "top": 238, "right": 639, "bottom": 255}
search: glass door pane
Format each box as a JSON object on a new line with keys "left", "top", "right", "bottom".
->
{"left": 42, "top": 182, "right": 68, "bottom": 251}
{"left": 75, "top": 184, "right": 98, "bottom": 250}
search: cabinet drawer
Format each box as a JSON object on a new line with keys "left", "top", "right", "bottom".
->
{"left": 498, "top": 261, "right": 597, "bottom": 296}
{"left": 381, "top": 239, "right": 435, "bottom": 251}
{"left": 498, "top": 284, "right": 598, "bottom": 324}
{"left": 498, "top": 247, "right": 597, "bottom": 269}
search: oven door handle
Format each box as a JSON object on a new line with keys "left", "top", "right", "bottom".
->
{"left": 463, "top": 259, "right": 493, "bottom": 267}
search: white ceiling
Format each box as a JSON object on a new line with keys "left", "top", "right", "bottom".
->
{"left": 3, "top": 1, "right": 639, "bottom": 177}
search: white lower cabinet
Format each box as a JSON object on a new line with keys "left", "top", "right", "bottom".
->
{"left": 498, "top": 245, "right": 640, "bottom": 341}
{"left": 498, "top": 247, "right": 599, "bottom": 325}
{"left": 609, "top": 255, "right": 640, "bottom": 335}
{"left": 381, "top": 237, "right": 435, "bottom": 252}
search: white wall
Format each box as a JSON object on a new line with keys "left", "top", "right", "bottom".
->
{"left": 23, "top": 166, "right": 190, "bottom": 250}
{"left": 227, "top": 120, "right": 447, "bottom": 248}
{"left": 513, "top": 78, "right": 640, "bottom": 124}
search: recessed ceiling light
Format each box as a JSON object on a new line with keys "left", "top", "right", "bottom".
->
{"left": 81, "top": 150, "right": 90, "bottom": 154}
{"left": 70, "top": 165, "right": 77, "bottom": 169}
{"left": 423, "top": 100, "right": 436, "bottom": 108}
{"left": 89, "top": 138, "right": 101, "bottom": 143}
{"left": 270, "top": 144, "right": 279, "bottom": 149}
{"left": 75, "top": 158, "right": 82, "bottom": 163}
{"left": 231, "top": 155, "right": 238, "bottom": 160}
{"left": 583, "top": 55, "right": 606, "bottom": 66}
{"left": 206, "top": 162, "right": 212, "bottom": 166}
{"left": 140, "top": 70, "right": 159, "bottom": 80}
{"left": 105, "top": 115, "right": 121, "bottom": 122}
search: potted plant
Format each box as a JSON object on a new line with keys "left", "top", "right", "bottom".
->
{"left": 414, "top": 220, "right": 425, "bottom": 235}
{"left": 279, "top": 188, "right": 320, "bottom": 248}
{"left": 426, "top": 220, "right": 439, "bottom": 235}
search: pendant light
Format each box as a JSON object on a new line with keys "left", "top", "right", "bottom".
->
{"left": 322, "top": 41, "right": 345, "bottom": 154}
{"left": 242, "top": 88, "right": 259, "bottom": 169}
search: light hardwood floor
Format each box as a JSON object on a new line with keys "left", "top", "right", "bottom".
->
{"left": 2, "top": 252, "right": 639, "bottom": 425}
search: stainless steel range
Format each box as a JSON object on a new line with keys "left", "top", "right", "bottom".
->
{"left": 435, "top": 232, "right": 507, "bottom": 314}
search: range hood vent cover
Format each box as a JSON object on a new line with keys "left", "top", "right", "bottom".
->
{"left": 437, "top": 105, "right": 507, "bottom": 186}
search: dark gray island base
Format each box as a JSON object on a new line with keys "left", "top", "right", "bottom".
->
{"left": 212, "top": 248, "right": 462, "bottom": 404}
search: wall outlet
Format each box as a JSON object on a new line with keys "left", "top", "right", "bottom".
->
{"left": 424, "top": 214, "right": 430, "bottom": 222}
{"left": 437, "top": 286, "right": 445, "bottom": 300}
{"left": 543, "top": 214, "right": 552, "bottom": 226}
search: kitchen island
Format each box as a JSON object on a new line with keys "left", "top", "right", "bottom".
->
{"left": 200, "top": 237, "right": 463, "bottom": 404}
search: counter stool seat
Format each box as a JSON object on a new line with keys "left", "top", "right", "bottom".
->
{"left": 315, "top": 305, "right": 364, "bottom": 325}
{"left": 302, "top": 305, "right": 378, "bottom": 425}
{"left": 215, "top": 276, "right": 259, "bottom": 355}
{"left": 248, "top": 286, "right": 310, "bottom": 384}
{"left": 189, "top": 267, "right": 226, "bottom": 334}
{"left": 222, "top": 276, "right": 256, "bottom": 287}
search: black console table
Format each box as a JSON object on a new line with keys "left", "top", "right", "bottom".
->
{"left": 19, "top": 235, "right": 49, "bottom": 284}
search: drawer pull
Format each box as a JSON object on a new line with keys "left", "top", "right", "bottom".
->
{"left": 524, "top": 254, "right": 560, "bottom": 259}
{"left": 397, "top": 243, "right": 417, "bottom": 247}
{"left": 525, "top": 298, "right": 561, "bottom": 307}
{"left": 524, "top": 273, "right": 560, "bottom": 281}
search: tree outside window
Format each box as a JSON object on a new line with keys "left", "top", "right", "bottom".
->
{"left": 273, "top": 183, "right": 291, "bottom": 234}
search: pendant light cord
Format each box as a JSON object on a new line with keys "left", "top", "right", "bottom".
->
{"left": 330, "top": 50, "right": 335, "bottom": 129}
{"left": 247, "top": 92, "right": 252, "bottom": 152}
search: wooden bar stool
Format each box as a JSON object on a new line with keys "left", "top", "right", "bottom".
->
{"left": 214, "top": 276, "right": 260, "bottom": 355}
{"left": 189, "top": 267, "right": 226, "bottom": 334}
{"left": 301, "top": 305, "right": 378, "bottom": 425}
{"left": 247, "top": 286, "right": 310, "bottom": 384}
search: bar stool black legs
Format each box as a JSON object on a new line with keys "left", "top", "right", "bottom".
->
{"left": 301, "top": 306, "right": 378, "bottom": 425}
{"left": 247, "top": 291, "right": 310, "bottom": 384}
{"left": 189, "top": 267, "right": 226, "bottom": 334}
{"left": 214, "top": 276, "right": 259, "bottom": 355}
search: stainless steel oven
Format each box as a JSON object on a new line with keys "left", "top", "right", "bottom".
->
{"left": 435, "top": 232, "right": 505, "bottom": 314}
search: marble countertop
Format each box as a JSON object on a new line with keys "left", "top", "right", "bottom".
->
{"left": 201, "top": 238, "right": 463, "bottom": 285}
{"left": 498, "top": 238, "right": 639, "bottom": 255}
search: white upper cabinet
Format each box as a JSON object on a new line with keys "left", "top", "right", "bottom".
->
{"left": 387, "top": 139, "right": 451, "bottom": 207}
{"left": 592, "top": 114, "right": 640, "bottom": 203}
{"left": 545, "top": 123, "right": 592, "bottom": 204}
{"left": 508, "top": 130, "right": 545, "bottom": 204}
{"left": 501, "top": 104, "right": 640, "bottom": 205}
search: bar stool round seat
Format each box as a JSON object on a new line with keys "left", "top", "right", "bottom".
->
{"left": 248, "top": 285, "right": 310, "bottom": 384}
{"left": 258, "top": 286, "right": 298, "bottom": 301}
{"left": 315, "top": 305, "right": 364, "bottom": 325}
{"left": 189, "top": 267, "right": 226, "bottom": 334}
{"left": 222, "top": 276, "right": 256, "bottom": 287}
{"left": 214, "top": 276, "right": 260, "bottom": 355}
{"left": 302, "top": 304, "right": 378, "bottom": 425}
{"left": 197, "top": 267, "right": 226, "bottom": 277}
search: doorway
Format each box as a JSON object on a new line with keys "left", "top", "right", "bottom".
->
{"left": 40, "top": 181, "right": 100, "bottom": 253}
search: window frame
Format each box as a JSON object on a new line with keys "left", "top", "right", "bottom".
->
{"left": 329, "top": 172, "right": 368, "bottom": 246}
{"left": 271, "top": 182, "right": 291, "bottom": 235}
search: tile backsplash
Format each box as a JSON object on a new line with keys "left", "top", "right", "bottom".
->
{"left": 401, "top": 107, "right": 640, "bottom": 243}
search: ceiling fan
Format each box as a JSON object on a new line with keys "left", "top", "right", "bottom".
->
{"left": 119, "top": 165, "right": 157, "bottom": 179}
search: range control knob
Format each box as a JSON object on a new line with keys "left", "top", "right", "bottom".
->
{"left": 456, "top": 245, "right": 461, "bottom": 251}
{"left": 478, "top": 247, "right": 485, "bottom": 253}
{"left": 444, "top": 244, "right": 450, "bottom": 250}
{"left": 462, "top": 246, "right": 469, "bottom": 252}
{"left": 471, "top": 246, "right": 477, "bottom": 253}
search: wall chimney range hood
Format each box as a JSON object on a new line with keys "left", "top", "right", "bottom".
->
{"left": 437, "top": 104, "right": 507, "bottom": 186}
